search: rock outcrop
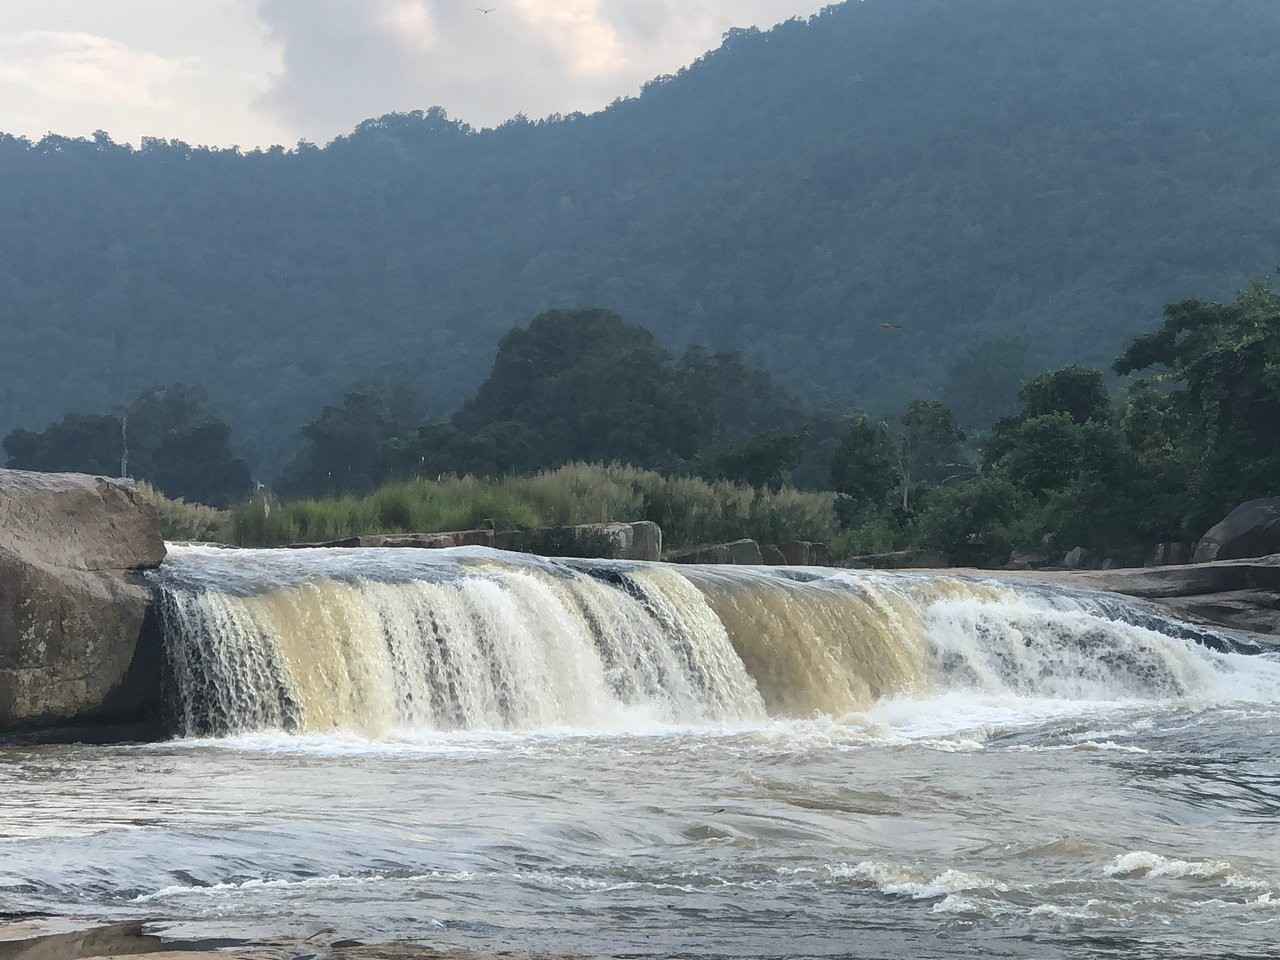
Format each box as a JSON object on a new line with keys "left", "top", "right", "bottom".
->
{"left": 291, "top": 530, "right": 496, "bottom": 550}
{"left": 1193, "top": 498, "right": 1280, "bottom": 563}
{"left": 667, "top": 540, "right": 765, "bottom": 566}
{"left": 994, "top": 555, "right": 1280, "bottom": 638}
{"left": 500, "top": 522, "right": 662, "bottom": 562}
{"left": 0, "top": 469, "right": 166, "bottom": 733}
{"left": 292, "top": 522, "right": 663, "bottom": 562}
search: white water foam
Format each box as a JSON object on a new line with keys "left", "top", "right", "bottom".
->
{"left": 152, "top": 545, "right": 1280, "bottom": 740}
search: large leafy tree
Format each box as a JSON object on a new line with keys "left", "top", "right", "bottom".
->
{"left": 1115, "top": 281, "right": 1280, "bottom": 529}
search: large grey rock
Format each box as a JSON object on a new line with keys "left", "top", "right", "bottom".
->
{"left": 1194, "top": 499, "right": 1280, "bottom": 563}
{"left": 777, "top": 541, "right": 833, "bottom": 567}
{"left": 0, "top": 469, "right": 166, "bottom": 732}
{"left": 500, "top": 522, "right": 662, "bottom": 562}
{"left": 292, "top": 530, "right": 496, "bottom": 550}
{"left": 667, "top": 540, "right": 764, "bottom": 566}
{"left": 292, "top": 522, "right": 663, "bottom": 562}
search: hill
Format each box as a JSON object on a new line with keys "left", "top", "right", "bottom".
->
{"left": 2, "top": 0, "right": 1279, "bottom": 474}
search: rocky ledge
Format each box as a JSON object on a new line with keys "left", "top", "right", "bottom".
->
{"left": 0, "top": 469, "right": 166, "bottom": 733}
{"left": 983, "top": 555, "right": 1280, "bottom": 638}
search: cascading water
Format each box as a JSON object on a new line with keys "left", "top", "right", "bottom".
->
{"left": 8, "top": 546, "right": 1280, "bottom": 960}
{"left": 151, "top": 545, "right": 1278, "bottom": 738}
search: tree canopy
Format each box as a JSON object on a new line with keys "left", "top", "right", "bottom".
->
{"left": 3, "top": 384, "right": 250, "bottom": 506}
{"left": 2, "top": 0, "right": 1279, "bottom": 475}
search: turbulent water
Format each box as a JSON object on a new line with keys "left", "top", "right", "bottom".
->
{"left": 2, "top": 545, "right": 1279, "bottom": 958}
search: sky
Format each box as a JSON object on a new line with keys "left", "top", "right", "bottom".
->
{"left": 0, "top": 0, "right": 825, "bottom": 148}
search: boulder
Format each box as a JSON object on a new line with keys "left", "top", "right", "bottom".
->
{"left": 1006, "top": 550, "right": 1052, "bottom": 571}
{"left": 760, "top": 544, "right": 787, "bottom": 565}
{"left": 1148, "top": 542, "right": 1192, "bottom": 567}
{"left": 291, "top": 530, "right": 496, "bottom": 550}
{"left": 667, "top": 540, "right": 764, "bottom": 566}
{"left": 0, "top": 469, "right": 166, "bottom": 732}
{"left": 1062, "top": 546, "right": 1094, "bottom": 570}
{"left": 291, "top": 522, "right": 663, "bottom": 561}
{"left": 499, "top": 522, "right": 662, "bottom": 562}
{"left": 1194, "top": 498, "right": 1280, "bottom": 563}
{"left": 777, "top": 541, "right": 833, "bottom": 567}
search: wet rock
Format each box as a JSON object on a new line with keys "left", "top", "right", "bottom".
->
{"left": 667, "top": 540, "right": 764, "bottom": 565}
{"left": 760, "top": 544, "right": 787, "bottom": 565}
{"left": 500, "top": 522, "right": 662, "bottom": 562}
{"left": 777, "top": 541, "right": 832, "bottom": 567}
{"left": 292, "top": 530, "right": 496, "bottom": 550}
{"left": 1062, "top": 546, "right": 1094, "bottom": 570}
{"left": 1148, "top": 542, "right": 1191, "bottom": 567}
{"left": 0, "top": 469, "right": 166, "bottom": 733}
{"left": 1193, "top": 498, "right": 1280, "bottom": 563}
{"left": 292, "top": 523, "right": 662, "bottom": 561}
{"left": 1006, "top": 550, "right": 1052, "bottom": 571}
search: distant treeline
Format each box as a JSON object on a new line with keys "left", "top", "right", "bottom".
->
{"left": 8, "top": 283, "right": 1277, "bottom": 565}
{"left": 3, "top": 0, "right": 1279, "bottom": 473}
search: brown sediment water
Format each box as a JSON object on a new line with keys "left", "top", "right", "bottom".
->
{"left": 1, "top": 545, "right": 1277, "bottom": 959}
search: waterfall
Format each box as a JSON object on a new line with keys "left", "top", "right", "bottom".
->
{"left": 151, "top": 546, "right": 1278, "bottom": 738}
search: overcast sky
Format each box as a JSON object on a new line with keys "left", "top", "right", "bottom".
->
{"left": 0, "top": 0, "right": 824, "bottom": 148}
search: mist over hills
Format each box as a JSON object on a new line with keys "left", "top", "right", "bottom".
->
{"left": 2, "top": 0, "right": 1279, "bottom": 475}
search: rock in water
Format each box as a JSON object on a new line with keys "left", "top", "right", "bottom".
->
{"left": 0, "top": 469, "right": 166, "bottom": 733}
{"left": 1194, "top": 498, "right": 1280, "bottom": 563}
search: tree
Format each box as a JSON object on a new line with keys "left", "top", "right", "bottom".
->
{"left": 896, "top": 400, "right": 967, "bottom": 511}
{"left": 915, "top": 476, "right": 1025, "bottom": 567}
{"left": 2, "top": 385, "right": 250, "bottom": 506}
{"left": 830, "top": 417, "right": 898, "bottom": 510}
{"left": 703, "top": 430, "right": 807, "bottom": 492}
{"left": 1019, "top": 366, "right": 1111, "bottom": 425}
{"left": 277, "top": 384, "right": 420, "bottom": 497}
{"left": 2, "top": 415, "right": 123, "bottom": 478}
{"left": 1114, "top": 281, "right": 1280, "bottom": 529}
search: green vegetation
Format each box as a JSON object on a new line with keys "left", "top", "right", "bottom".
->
{"left": 837, "top": 282, "right": 1280, "bottom": 566}
{"left": 2, "top": 385, "right": 250, "bottom": 507}
{"left": 16, "top": 280, "right": 1276, "bottom": 570}
{"left": 230, "top": 464, "right": 836, "bottom": 551}
{"left": 3, "top": 0, "right": 1279, "bottom": 475}
{"left": 134, "top": 482, "right": 232, "bottom": 543}
{"left": 276, "top": 309, "right": 822, "bottom": 498}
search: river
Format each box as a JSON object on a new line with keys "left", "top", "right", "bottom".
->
{"left": 2, "top": 545, "right": 1278, "bottom": 959}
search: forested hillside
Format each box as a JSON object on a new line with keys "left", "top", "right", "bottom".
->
{"left": 2, "top": 0, "right": 1279, "bottom": 474}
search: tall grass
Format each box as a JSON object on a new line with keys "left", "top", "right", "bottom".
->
{"left": 228, "top": 463, "right": 836, "bottom": 551}
{"left": 134, "top": 481, "right": 232, "bottom": 543}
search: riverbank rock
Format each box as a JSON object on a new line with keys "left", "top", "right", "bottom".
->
{"left": 777, "top": 541, "right": 833, "bottom": 567}
{"left": 985, "top": 554, "right": 1280, "bottom": 637}
{"left": 0, "top": 469, "right": 166, "bottom": 732}
{"left": 290, "top": 522, "right": 663, "bottom": 562}
{"left": 1148, "top": 542, "right": 1192, "bottom": 567}
{"left": 291, "top": 530, "right": 496, "bottom": 550}
{"left": 499, "top": 522, "right": 662, "bottom": 562}
{"left": 1193, "top": 498, "right": 1280, "bottom": 563}
{"left": 667, "top": 540, "right": 764, "bottom": 565}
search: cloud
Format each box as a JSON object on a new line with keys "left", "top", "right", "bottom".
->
{"left": 0, "top": 9, "right": 289, "bottom": 148}
{"left": 253, "top": 0, "right": 824, "bottom": 141}
{"left": 0, "top": 30, "right": 195, "bottom": 112}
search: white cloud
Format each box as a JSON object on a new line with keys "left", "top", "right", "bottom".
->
{"left": 0, "top": 31, "right": 194, "bottom": 111}
{"left": 0, "top": 0, "right": 823, "bottom": 147}
{"left": 253, "top": 0, "right": 825, "bottom": 141}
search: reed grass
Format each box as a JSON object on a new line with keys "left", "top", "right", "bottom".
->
{"left": 227, "top": 463, "right": 837, "bottom": 551}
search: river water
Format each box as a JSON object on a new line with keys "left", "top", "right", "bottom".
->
{"left": 2, "top": 546, "right": 1278, "bottom": 959}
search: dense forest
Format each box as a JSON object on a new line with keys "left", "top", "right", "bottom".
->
{"left": 2, "top": 0, "right": 1278, "bottom": 473}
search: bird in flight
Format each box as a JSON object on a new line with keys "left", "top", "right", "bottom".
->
{"left": 477, "top": 6, "right": 497, "bottom": 12}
